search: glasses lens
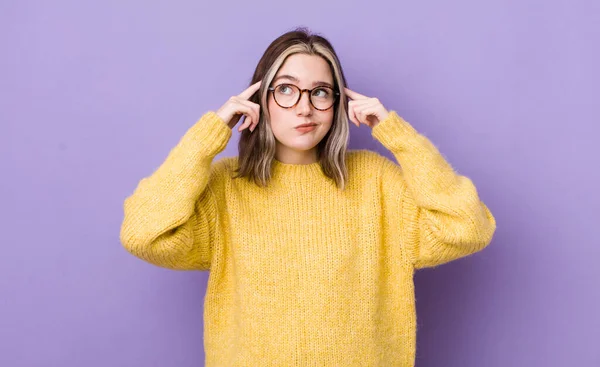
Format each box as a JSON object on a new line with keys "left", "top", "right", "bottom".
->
{"left": 310, "top": 87, "right": 335, "bottom": 110}
{"left": 274, "top": 84, "right": 300, "bottom": 108}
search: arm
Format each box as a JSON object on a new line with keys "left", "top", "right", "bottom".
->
{"left": 373, "top": 111, "right": 496, "bottom": 269}
{"left": 119, "top": 112, "right": 232, "bottom": 270}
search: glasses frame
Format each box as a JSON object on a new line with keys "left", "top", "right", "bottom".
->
{"left": 267, "top": 83, "right": 340, "bottom": 111}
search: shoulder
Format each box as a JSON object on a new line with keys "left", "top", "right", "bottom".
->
{"left": 207, "top": 156, "right": 238, "bottom": 183}
{"left": 212, "top": 155, "right": 238, "bottom": 171}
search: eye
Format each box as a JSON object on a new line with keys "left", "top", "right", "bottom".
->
{"left": 312, "top": 88, "right": 330, "bottom": 98}
{"left": 277, "top": 84, "right": 294, "bottom": 95}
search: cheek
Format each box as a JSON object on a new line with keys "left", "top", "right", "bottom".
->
{"left": 267, "top": 99, "right": 288, "bottom": 139}
{"left": 319, "top": 110, "right": 335, "bottom": 130}
{"left": 324, "top": 110, "right": 334, "bottom": 124}
{"left": 267, "top": 98, "right": 281, "bottom": 121}
{"left": 267, "top": 97, "right": 289, "bottom": 128}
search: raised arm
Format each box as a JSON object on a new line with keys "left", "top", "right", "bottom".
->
{"left": 120, "top": 112, "right": 232, "bottom": 270}
{"left": 373, "top": 111, "right": 496, "bottom": 269}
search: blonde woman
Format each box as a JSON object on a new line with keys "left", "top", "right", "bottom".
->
{"left": 120, "top": 27, "right": 496, "bottom": 366}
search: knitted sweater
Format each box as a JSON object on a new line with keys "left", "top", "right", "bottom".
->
{"left": 120, "top": 111, "right": 496, "bottom": 366}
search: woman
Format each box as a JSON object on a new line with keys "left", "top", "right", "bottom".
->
{"left": 120, "top": 27, "right": 496, "bottom": 366}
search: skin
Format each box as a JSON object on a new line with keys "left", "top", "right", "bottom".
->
{"left": 266, "top": 54, "right": 335, "bottom": 165}
{"left": 217, "top": 54, "right": 391, "bottom": 165}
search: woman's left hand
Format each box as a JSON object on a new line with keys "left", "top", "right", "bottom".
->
{"left": 345, "top": 88, "right": 389, "bottom": 128}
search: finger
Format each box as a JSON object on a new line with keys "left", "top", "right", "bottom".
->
{"left": 344, "top": 87, "right": 368, "bottom": 100}
{"left": 239, "top": 112, "right": 259, "bottom": 132}
{"left": 250, "top": 112, "right": 261, "bottom": 132}
{"left": 348, "top": 103, "right": 361, "bottom": 127}
{"left": 234, "top": 103, "right": 258, "bottom": 131}
{"left": 244, "top": 107, "right": 261, "bottom": 132}
{"left": 352, "top": 112, "right": 360, "bottom": 127}
{"left": 238, "top": 116, "right": 253, "bottom": 132}
{"left": 235, "top": 99, "right": 260, "bottom": 126}
{"left": 355, "top": 104, "right": 372, "bottom": 123}
{"left": 355, "top": 105, "right": 379, "bottom": 127}
{"left": 238, "top": 80, "right": 262, "bottom": 100}
{"left": 347, "top": 103, "right": 358, "bottom": 127}
{"left": 350, "top": 98, "right": 375, "bottom": 109}
{"left": 353, "top": 99, "right": 380, "bottom": 114}
{"left": 348, "top": 101, "right": 368, "bottom": 127}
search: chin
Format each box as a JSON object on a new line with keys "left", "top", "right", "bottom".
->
{"left": 285, "top": 141, "right": 320, "bottom": 151}
{"left": 273, "top": 128, "right": 329, "bottom": 151}
{"left": 276, "top": 137, "right": 321, "bottom": 151}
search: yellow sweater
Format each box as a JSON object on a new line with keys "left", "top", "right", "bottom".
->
{"left": 120, "top": 111, "right": 496, "bottom": 366}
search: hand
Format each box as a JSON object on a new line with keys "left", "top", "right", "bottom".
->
{"left": 345, "top": 88, "right": 389, "bottom": 128}
{"left": 216, "top": 81, "right": 262, "bottom": 132}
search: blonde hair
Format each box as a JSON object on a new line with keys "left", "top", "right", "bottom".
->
{"left": 233, "top": 28, "right": 350, "bottom": 190}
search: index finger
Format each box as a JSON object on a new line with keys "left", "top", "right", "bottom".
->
{"left": 344, "top": 87, "right": 369, "bottom": 100}
{"left": 239, "top": 80, "right": 262, "bottom": 100}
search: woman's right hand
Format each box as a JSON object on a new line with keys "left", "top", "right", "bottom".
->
{"left": 216, "top": 81, "right": 262, "bottom": 132}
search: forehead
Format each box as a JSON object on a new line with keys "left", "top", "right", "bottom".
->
{"left": 275, "top": 53, "right": 333, "bottom": 84}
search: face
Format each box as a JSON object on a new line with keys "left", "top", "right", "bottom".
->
{"left": 267, "top": 53, "right": 336, "bottom": 161}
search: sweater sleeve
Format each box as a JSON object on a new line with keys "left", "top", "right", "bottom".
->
{"left": 372, "top": 111, "right": 496, "bottom": 269}
{"left": 120, "top": 111, "right": 232, "bottom": 271}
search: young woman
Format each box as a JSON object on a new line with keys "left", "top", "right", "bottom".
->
{"left": 120, "top": 28, "right": 496, "bottom": 366}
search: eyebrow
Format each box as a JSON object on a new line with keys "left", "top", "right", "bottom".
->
{"left": 272, "top": 74, "right": 334, "bottom": 89}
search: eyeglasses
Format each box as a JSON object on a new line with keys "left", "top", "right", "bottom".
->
{"left": 267, "top": 83, "right": 339, "bottom": 111}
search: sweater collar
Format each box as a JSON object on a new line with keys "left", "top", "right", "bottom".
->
{"left": 271, "top": 158, "right": 324, "bottom": 180}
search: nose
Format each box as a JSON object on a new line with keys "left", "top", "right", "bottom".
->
{"left": 296, "top": 90, "right": 313, "bottom": 116}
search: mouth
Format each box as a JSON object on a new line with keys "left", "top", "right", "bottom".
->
{"left": 295, "top": 123, "right": 318, "bottom": 129}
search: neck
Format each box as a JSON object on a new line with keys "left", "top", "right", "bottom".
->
{"left": 275, "top": 144, "right": 318, "bottom": 165}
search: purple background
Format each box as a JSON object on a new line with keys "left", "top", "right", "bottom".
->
{"left": 2, "top": 1, "right": 599, "bottom": 366}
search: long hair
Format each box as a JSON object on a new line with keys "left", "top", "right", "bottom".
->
{"left": 233, "top": 27, "right": 350, "bottom": 190}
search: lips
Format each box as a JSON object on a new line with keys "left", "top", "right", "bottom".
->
{"left": 295, "top": 123, "right": 318, "bottom": 128}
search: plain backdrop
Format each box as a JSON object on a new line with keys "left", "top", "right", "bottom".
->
{"left": 1, "top": 0, "right": 599, "bottom": 366}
